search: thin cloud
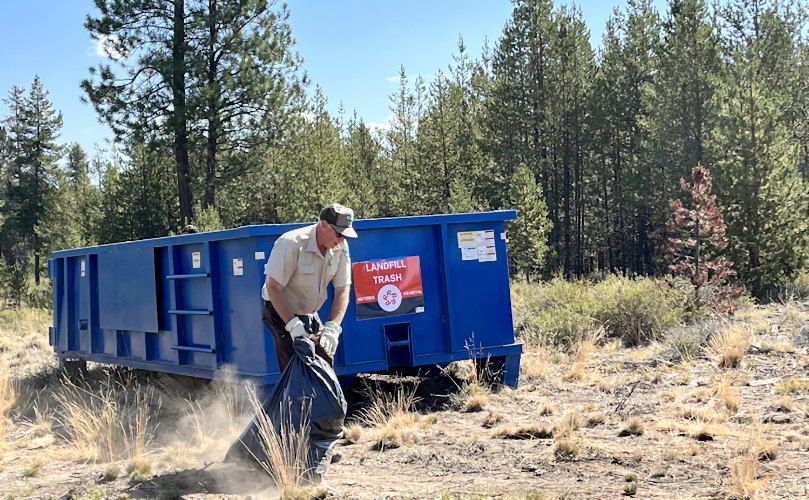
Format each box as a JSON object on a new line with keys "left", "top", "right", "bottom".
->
{"left": 366, "top": 114, "right": 396, "bottom": 134}
{"left": 386, "top": 75, "right": 399, "bottom": 82}
{"left": 299, "top": 111, "right": 317, "bottom": 123}
{"left": 94, "top": 34, "right": 124, "bottom": 60}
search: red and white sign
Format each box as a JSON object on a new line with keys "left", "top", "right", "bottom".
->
{"left": 352, "top": 256, "right": 424, "bottom": 320}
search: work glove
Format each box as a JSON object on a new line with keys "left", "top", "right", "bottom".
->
{"left": 285, "top": 317, "right": 307, "bottom": 340}
{"left": 319, "top": 321, "right": 342, "bottom": 357}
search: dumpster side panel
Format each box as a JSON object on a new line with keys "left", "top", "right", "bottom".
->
{"left": 217, "top": 237, "right": 274, "bottom": 375}
{"left": 444, "top": 221, "right": 515, "bottom": 351}
{"left": 328, "top": 225, "right": 448, "bottom": 369}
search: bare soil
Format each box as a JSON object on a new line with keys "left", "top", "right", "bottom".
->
{"left": 1, "top": 302, "right": 808, "bottom": 499}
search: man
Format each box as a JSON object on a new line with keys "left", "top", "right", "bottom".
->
{"left": 262, "top": 203, "right": 357, "bottom": 370}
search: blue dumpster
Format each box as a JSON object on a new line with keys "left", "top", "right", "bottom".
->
{"left": 48, "top": 211, "right": 522, "bottom": 388}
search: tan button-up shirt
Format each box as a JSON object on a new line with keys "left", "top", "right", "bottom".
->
{"left": 261, "top": 224, "right": 352, "bottom": 315}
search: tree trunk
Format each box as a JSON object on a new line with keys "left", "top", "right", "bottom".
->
{"left": 203, "top": 0, "right": 218, "bottom": 209}
{"left": 172, "top": 0, "right": 193, "bottom": 223}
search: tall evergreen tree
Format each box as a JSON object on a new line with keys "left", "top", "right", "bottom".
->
{"left": 83, "top": 0, "right": 195, "bottom": 222}
{"left": 191, "top": 0, "right": 304, "bottom": 209}
{"left": 710, "top": 0, "right": 809, "bottom": 296}
{"left": 12, "top": 77, "right": 63, "bottom": 284}
{"left": 507, "top": 163, "right": 551, "bottom": 281}
{"left": 652, "top": 0, "right": 722, "bottom": 209}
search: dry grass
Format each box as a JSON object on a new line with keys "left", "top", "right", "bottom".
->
{"left": 585, "top": 412, "right": 606, "bottom": 427}
{"left": 562, "top": 328, "right": 603, "bottom": 383}
{"left": 245, "top": 386, "right": 313, "bottom": 489}
{"left": 540, "top": 402, "right": 556, "bottom": 416}
{"left": 492, "top": 423, "right": 553, "bottom": 440}
{"left": 520, "top": 350, "right": 550, "bottom": 381}
{"left": 0, "top": 360, "right": 16, "bottom": 446}
{"left": 22, "top": 458, "right": 44, "bottom": 477}
{"left": 775, "top": 377, "right": 809, "bottom": 394}
{"left": 554, "top": 411, "right": 582, "bottom": 437}
{"left": 725, "top": 454, "right": 768, "bottom": 499}
{"left": 715, "top": 374, "right": 740, "bottom": 413}
{"left": 552, "top": 437, "right": 579, "bottom": 460}
{"left": 157, "top": 382, "right": 244, "bottom": 468}
{"left": 706, "top": 325, "right": 751, "bottom": 368}
{"left": 343, "top": 423, "right": 364, "bottom": 444}
{"left": 684, "top": 419, "right": 727, "bottom": 441}
{"left": 618, "top": 418, "right": 644, "bottom": 437}
{"left": 353, "top": 382, "right": 432, "bottom": 451}
{"left": 54, "top": 371, "right": 158, "bottom": 462}
{"left": 482, "top": 412, "right": 504, "bottom": 428}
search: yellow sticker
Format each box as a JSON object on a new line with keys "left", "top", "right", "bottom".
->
{"left": 192, "top": 251, "right": 201, "bottom": 269}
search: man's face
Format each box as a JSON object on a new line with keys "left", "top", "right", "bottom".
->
{"left": 318, "top": 220, "right": 344, "bottom": 249}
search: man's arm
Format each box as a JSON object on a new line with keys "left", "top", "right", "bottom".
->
{"left": 266, "top": 276, "right": 295, "bottom": 324}
{"left": 327, "top": 285, "right": 350, "bottom": 324}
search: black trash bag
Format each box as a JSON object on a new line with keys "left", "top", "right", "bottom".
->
{"left": 225, "top": 337, "right": 347, "bottom": 484}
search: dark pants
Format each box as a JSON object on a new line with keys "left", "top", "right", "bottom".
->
{"left": 263, "top": 300, "right": 333, "bottom": 371}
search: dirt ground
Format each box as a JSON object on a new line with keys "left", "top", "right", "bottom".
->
{"left": 1, "top": 301, "right": 808, "bottom": 499}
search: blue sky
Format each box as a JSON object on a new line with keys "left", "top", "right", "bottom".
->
{"left": 0, "top": 0, "right": 667, "bottom": 154}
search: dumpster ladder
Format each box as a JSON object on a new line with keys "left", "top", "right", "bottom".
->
{"left": 165, "top": 242, "right": 222, "bottom": 369}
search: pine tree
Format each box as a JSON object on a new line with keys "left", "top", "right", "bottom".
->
{"left": 83, "top": 0, "right": 194, "bottom": 222}
{"left": 664, "top": 165, "right": 742, "bottom": 312}
{"left": 507, "top": 164, "right": 551, "bottom": 281}
{"left": 191, "top": 0, "right": 304, "bottom": 209}
{"left": 652, "top": 0, "right": 722, "bottom": 217}
{"left": 13, "top": 77, "right": 63, "bottom": 285}
{"left": 710, "top": 0, "right": 809, "bottom": 296}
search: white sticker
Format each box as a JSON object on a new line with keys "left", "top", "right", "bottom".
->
{"left": 415, "top": 306, "right": 425, "bottom": 313}
{"left": 255, "top": 251, "right": 265, "bottom": 260}
{"left": 479, "top": 230, "right": 497, "bottom": 262}
{"left": 457, "top": 231, "right": 478, "bottom": 261}
{"left": 192, "top": 252, "right": 201, "bottom": 269}
{"left": 80, "top": 259, "right": 86, "bottom": 277}
{"left": 457, "top": 229, "right": 497, "bottom": 262}
{"left": 500, "top": 232, "right": 507, "bottom": 240}
{"left": 233, "top": 258, "right": 244, "bottom": 276}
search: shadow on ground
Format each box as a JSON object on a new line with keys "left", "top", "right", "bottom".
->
{"left": 126, "top": 462, "right": 275, "bottom": 499}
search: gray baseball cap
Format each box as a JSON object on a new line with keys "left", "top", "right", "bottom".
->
{"left": 319, "top": 203, "right": 358, "bottom": 238}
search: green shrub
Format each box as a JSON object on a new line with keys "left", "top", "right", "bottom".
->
{"left": 512, "top": 278, "right": 596, "bottom": 348}
{"left": 664, "top": 320, "right": 723, "bottom": 360}
{"left": 592, "top": 275, "right": 685, "bottom": 346}
{"left": 513, "top": 275, "right": 686, "bottom": 348}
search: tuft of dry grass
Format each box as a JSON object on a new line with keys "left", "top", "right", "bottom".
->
{"left": 563, "top": 329, "right": 602, "bottom": 383}
{"left": 22, "top": 458, "right": 44, "bottom": 477}
{"left": 775, "top": 377, "right": 809, "bottom": 395}
{"left": 482, "top": 412, "right": 504, "bottom": 428}
{"left": 706, "top": 325, "right": 751, "bottom": 369}
{"left": 0, "top": 360, "right": 16, "bottom": 446}
{"left": 554, "top": 411, "right": 583, "bottom": 437}
{"left": 54, "top": 372, "right": 157, "bottom": 462}
{"left": 245, "top": 387, "right": 313, "bottom": 488}
{"left": 715, "top": 374, "right": 740, "bottom": 413}
{"left": 586, "top": 412, "right": 606, "bottom": 427}
{"left": 540, "top": 402, "right": 556, "bottom": 416}
{"left": 552, "top": 437, "right": 579, "bottom": 460}
{"left": 520, "top": 350, "right": 550, "bottom": 381}
{"left": 492, "top": 423, "right": 553, "bottom": 440}
{"left": 684, "top": 419, "right": 727, "bottom": 441}
{"left": 463, "top": 383, "right": 490, "bottom": 413}
{"left": 353, "top": 382, "right": 432, "bottom": 451}
{"left": 725, "top": 454, "right": 768, "bottom": 499}
{"left": 126, "top": 457, "right": 152, "bottom": 484}
{"left": 343, "top": 423, "right": 363, "bottom": 444}
{"left": 618, "top": 418, "right": 644, "bottom": 437}
{"left": 748, "top": 435, "right": 779, "bottom": 462}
